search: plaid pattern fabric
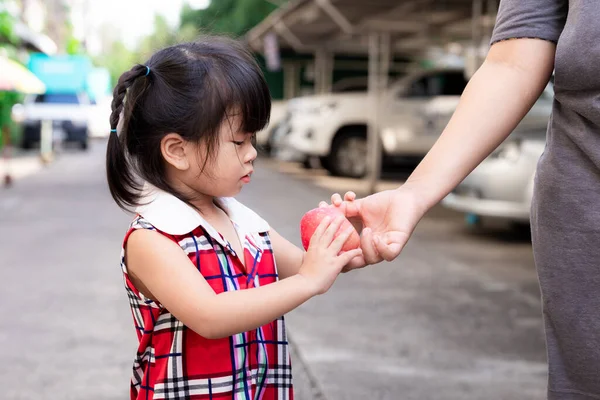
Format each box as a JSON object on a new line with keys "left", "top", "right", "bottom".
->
{"left": 121, "top": 215, "right": 293, "bottom": 400}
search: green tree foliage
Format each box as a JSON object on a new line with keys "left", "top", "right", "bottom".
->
{"left": 138, "top": 14, "right": 198, "bottom": 60}
{"left": 180, "top": 0, "right": 279, "bottom": 37}
{"left": 0, "top": 1, "right": 21, "bottom": 148}
{"left": 0, "top": 0, "right": 17, "bottom": 45}
{"left": 93, "top": 40, "right": 139, "bottom": 88}
{"left": 95, "top": 14, "right": 199, "bottom": 86}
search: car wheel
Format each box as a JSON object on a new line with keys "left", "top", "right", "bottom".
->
{"left": 80, "top": 140, "right": 89, "bottom": 151}
{"left": 328, "top": 130, "right": 367, "bottom": 178}
{"left": 319, "top": 156, "right": 330, "bottom": 170}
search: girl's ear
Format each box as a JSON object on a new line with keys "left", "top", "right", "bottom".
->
{"left": 161, "top": 133, "right": 190, "bottom": 171}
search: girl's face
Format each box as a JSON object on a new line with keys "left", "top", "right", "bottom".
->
{"left": 184, "top": 114, "right": 257, "bottom": 199}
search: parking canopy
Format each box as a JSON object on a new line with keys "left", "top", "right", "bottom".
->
{"left": 247, "top": 0, "right": 497, "bottom": 57}
{"left": 247, "top": 0, "right": 498, "bottom": 192}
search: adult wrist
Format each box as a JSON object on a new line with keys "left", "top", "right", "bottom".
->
{"left": 395, "top": 180, "right": 434, "bottom": 219}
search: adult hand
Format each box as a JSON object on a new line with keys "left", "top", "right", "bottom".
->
{"left": 319, "top": 186, "right": 426, "bottom": 271}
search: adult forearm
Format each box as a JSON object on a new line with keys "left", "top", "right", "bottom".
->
{"left": 403, "top": 40, "right": 555, "bottom": 212}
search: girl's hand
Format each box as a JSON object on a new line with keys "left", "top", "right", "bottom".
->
{"left": 299, "top": 215, "right": 363, "bottom": 295}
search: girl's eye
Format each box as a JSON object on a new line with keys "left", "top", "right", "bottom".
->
{"left": 233, "top": 133, "right": 256, "bottom": 146}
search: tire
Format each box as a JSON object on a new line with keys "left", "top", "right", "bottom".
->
{"left": 302, "top": 156, "right": 321, "bottom": 169}
{"left": 328, "top": 129, "right": 368, "bottom": 178}
{"left": 302, "top": 157, "right": 312, "bottom": 169}
{"left": 80, "top": 140, "right": 89, "bottom": 150}
{"left": 319, "top": 156, "right": 330, "bottom": 170}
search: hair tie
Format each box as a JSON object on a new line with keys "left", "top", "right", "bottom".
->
{"left": 145, "top": 66, "right": 150, "bottom": 76}
{"left": 110, "top": 129, "right": 117, "bottom": 133}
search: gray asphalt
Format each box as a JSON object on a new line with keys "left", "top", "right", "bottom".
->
{"left": 0, "top": 140, "right": 546, "bottom": 399}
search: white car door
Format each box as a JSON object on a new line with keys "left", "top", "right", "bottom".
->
{"left": 382, "top": 70, "right": 467, "bottom": 156}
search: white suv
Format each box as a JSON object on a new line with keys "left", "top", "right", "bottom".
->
{"left": 14, "top": 92, "right": 91, "bottom": 150}
{"left": 278, "top": 68, "right": 551, "bottom": 178}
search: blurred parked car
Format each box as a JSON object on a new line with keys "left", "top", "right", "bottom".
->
{"left": 380, "top": 80, "right": 553, "bottom": 167}
{"left": 442, "top": 132, "right": 546, "bottom": 225}
{"left": 12, "top": 92, "right": 91, "bottom": 150}
{"left": 276, "top": 68, "right": 554, "bottom": 179}
{"left": 271, "top": 76, "right": 370, "bottom": 165}
{"left": 278, "top": 68, "right": 468, "bottom": 177}
{"left": 255, "top": 99, "right": 288, "bottom": 154}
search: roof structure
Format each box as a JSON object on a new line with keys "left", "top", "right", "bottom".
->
{"left": 247, "top": 0, "right": 497, "bottom": 57}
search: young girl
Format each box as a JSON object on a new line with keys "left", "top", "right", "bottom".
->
{"left": 106, "top": 37, "right": 363, "bottom": 400}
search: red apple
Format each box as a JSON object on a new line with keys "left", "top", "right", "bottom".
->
{"left": 300, "top": 206, "right": 360, "bottom": 252}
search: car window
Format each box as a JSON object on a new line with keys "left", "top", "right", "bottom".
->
{"left": 34, "top": 94, "right": 81, "bottom": 104}
{"left": 334, "top": 83, "right": 368, "bottom": 92}
{"left": 332, "top": 78, "right": 368, "bottom": 93}
{"left": 405, "top": 71, "right": 468, "bottom": 98}
{"left": 406, "top": 76, "right": 430, "bottom": 97}
{"left": 438, "top": 72, "right": 468, "bottom": 95}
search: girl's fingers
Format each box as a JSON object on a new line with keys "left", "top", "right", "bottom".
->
{"left": 343, "top": 191, "right": 356, "bottom": 202}
{"left": 338, "top": 248, "right": 363, "bottom": 266}
{"left": 322, "top": 216, "right": 345, "bottom": 245}
{"left": 341, "top": 253, "right": 367, "bottom": 272}
{"left": 310, "top": 216, "right": 332, "bottom": 244}
{"left": 330, "top": 226, "right": 354, "bottom": 253}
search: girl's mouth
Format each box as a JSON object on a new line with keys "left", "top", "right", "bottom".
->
{"left": 241, "top": 173, "right": 251, "bottom": 183}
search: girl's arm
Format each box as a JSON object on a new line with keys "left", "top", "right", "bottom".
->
{"left": 126, "top": 218, "right": 361, "bottom": 339}
{"left": 268, "top": 228, "right": 304, "bottom": 280}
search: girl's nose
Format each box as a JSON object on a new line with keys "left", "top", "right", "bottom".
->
{"left": 245, "top": 144, "right": 258, "bottom": 164}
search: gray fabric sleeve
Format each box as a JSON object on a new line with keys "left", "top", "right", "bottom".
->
{"left": 491, "top": 0, "right": 568, "bottom": 45}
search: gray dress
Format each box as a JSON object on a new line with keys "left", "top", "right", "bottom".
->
{"left": 492, "top": 1, "right": 600, "bottom": 398}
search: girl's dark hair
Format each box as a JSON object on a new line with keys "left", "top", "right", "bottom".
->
{"left": 106, "top": 36, "right": 271, "bottom": 211}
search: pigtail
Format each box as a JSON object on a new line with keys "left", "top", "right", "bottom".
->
{"left": 106, "top": 65, "right": 150, "bottom": 210}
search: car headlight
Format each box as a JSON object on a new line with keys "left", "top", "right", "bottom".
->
{"left": 381, "top": 127, "right": 414, "bottom": 152}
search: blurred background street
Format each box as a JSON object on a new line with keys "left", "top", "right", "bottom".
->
{"left": 0, "top": 0, "right": 554, "bottom": 399}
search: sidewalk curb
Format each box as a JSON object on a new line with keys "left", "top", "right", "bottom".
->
{"left": 288, "top": 332, "right": 329, "bottom": 400}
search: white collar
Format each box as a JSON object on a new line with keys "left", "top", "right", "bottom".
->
{"left": 135, "top": 185, "right": 270, "bottom": 244}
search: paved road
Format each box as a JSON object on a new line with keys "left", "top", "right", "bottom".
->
{"left": 0, "top": 140, "right": 546, "bottom": 399}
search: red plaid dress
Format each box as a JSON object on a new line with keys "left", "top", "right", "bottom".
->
{"left": 120, "top": 188, "right": 293, "bottom": 399}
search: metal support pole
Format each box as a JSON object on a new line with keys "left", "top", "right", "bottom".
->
{"left": 314, "top": 48, "right": 332, "bottom": 94}
{"left": 367, "top": 33, "right": 391, "bottom": 194}
{"left": 314, "top": 49, "right": 322, "bottom": 94}
{"left": 323, "top": 52, "right": 333, "bottom": 94}
{"left": 472, "top": 0, "right": 484, "bottom": 67}
{"left": 367, "top": 34, "right": 379, "bottom": 193}
{"left": 2, "top": 125, "right": 13, "bottom": 187}
{"left": 40, "top": 119, "right": 53, "bottom": 164}
{"left": 283, "top": 62, "right": 299, "bottom": 99}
